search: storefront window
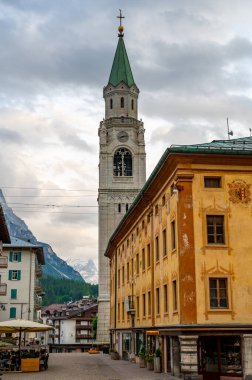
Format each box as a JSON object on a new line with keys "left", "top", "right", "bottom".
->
{"left": 136, "top": 332, "right": 144, "bottom": 355}
{"left": 199, "top": 336, "right": 242, "bottom": 377}
{"left": 122, "top": 332, "right": 131, "bottom": 360}
{"left": 220, "top": 337, "right": 242, "bottom": 375}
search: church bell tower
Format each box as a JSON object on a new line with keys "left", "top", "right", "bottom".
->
{"left": 96, "top": 12, "right": 146, "bottom": 344}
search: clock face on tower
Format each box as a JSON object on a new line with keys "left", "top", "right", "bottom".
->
{"left": 117, "top": 131, "right": 129, "bottom": 143}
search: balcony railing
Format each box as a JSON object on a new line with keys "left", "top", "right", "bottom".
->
{"left": 0, "top": 283, "right": 7, "bottom": 296}
{"left": 0, "top": 256, "right": 8, "bottom": 268}
{"left": 76, "top": 334, "right": 92, "bottom": 340}
{"left": 35, "top": 285, "right": 43, "bottom": 295}
{"left": 125, "top": 295, "right": 135, "bottom": 314}
{"left": 76, "top": 325, "right": 91, "bottom": 330}
{"left": 35, "top": 267, "right": 43, "bottom": 278}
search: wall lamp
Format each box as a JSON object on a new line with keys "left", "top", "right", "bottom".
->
{"left": 172, "top": 184, "right": 184, "bottom": 194}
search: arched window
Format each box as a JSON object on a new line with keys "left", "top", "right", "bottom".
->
{"left": 120, "top": 97, "right": 124, "bottom": 108}
{"left": 131, "top": 99, "right": 134, "bottom": 110}
{"left": 110, "top": 99, "right": 113, "bottom": 109}
{"left": 113, "top": 148, "right": 132, "bottom": 177}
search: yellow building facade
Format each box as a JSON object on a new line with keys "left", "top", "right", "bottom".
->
{"left": 105, "top": 137, "right": 252, "bottom": 379}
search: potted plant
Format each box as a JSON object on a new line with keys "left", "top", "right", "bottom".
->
{"left": 110, "top": 349, "right": 120, "bottom": 360}
{"left": 154, "top": 347, "right": 161, "bottom": 373}
{"left": 146, "top": 352, "right": 154, "bottom": 371}
{"left": 138, "top": 346, "right": 146, "bottom": 368}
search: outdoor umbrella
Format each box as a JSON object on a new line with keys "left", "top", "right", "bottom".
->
{"left": 0, "top": 319, "right": 54, "bottom": 363}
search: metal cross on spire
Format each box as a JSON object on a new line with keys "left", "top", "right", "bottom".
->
{"left": 117, "top": 9, "right": 125, "bottom": 37}
{"left": 117, "top": 9, "right": 125, "bottom": 26}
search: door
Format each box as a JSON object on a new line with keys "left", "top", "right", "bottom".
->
{"left": 201, "top": 337, "right": 220, "bottom": 380}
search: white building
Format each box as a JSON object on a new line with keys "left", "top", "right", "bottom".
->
{"left": 42, "top": 301, "right": 97, "bottom": 352}
{"left": 0, "top": 237, "right": 45, "bottom": 321}
{"left": 97, "top": 20, "right": 146, "bottom": 344}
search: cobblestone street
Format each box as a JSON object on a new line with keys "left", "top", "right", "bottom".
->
{"left": 3, "top": 353, "right": 181, "bottom": 380}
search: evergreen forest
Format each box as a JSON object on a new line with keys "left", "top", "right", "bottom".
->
{"left": 41, "top": 276, "right": 98, "bottom": 306}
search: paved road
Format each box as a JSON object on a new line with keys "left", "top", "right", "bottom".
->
{"left": 3, "top": 353, "right": 181, "bottom": 380}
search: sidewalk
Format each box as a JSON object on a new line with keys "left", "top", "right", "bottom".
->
{"left": 99, "top": 354, "right": 181, "bottom": 380}
{"left": 3, "top": 352, "right": 182, "bottom": 380}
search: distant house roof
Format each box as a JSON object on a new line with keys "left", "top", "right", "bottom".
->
{"left": 3, "top": 236, "right": 45, "bottom": 265}
{"left": 105, "top": 136, "right": 252, "bottom": 258}
{"left": 42, "top": 301, "right": 98, "bottom": 320}
{"left": 0, "top": 205, "right": 10, "bottom": 244}
{"left": 42, "top": 304, "right": 65, "bottom": 315}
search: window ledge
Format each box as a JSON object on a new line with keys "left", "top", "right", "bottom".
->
{"left": 163, "top": 255, "right": 168, "bottom": 260}
{"left": 208, "top": 308, "right": 232, "bottom": 313}
{"left": 205, "top": 244, "right": 229, "bottom": 250}
{"left": 171, "top": 248, "right": 177, "bottom": 254}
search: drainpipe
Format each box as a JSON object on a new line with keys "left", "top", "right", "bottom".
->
{"left": 150, "top": 207, "right": 155, "bottom": 328}
{"left": 114, "top": 249, "right": 118, "bottom": 340}
{"left": 28, "top": 249, "right": 32, "bottom": 320}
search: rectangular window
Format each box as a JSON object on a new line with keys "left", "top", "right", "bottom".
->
{"left": 163, "top": 229, "right": 167, "bottom": 257}
{"left": 163, "top": 284, "right": 168, "bottom": 313}
{"left": 155, "top": 236, "right": 159, "bottom": 262}
{"left": 118, "top": 303, "right": 120, "bottom": 321}
{"left": 142, "top": 220, "right": 145, "bottom": 229}
{"left": 162, "top": 195, "right": 166, "bottom": 206}
{"left": 9, "top": 270, "right": 21, "bottom": 281}
{"left": 10, "top": 307, "right": 16, "bottom": 319}
{"left": 11, "top": 289, "right": 17, "bottom": 299}
{"left": 173, "top": 280, "right": 177, "bottom": 311}
{"left": 209, "top": 278, "right": 228, "bottom": 308}
{"left": 122, "top": 266, "right": 125, "bottom": 285}
{"left": 142, "top": 248, "right": 145, "bottom": 271}
{"left": 171, "top": 220, "right": 176, "bottom": 250}
{"left": 136, "top": 296, "right": 140, "bottom": 318}
{"left": 122, "top": 302, "right": 125, "bottom": 321}
{"left": 155, "top": 204, "right": 159, "bottom": 215}
{"left": 204, "top": 177, "right": 221, "bottom": 188}
{"left": 156, "top": 288, "right": 160, "bottom": 315}
{"left": 148, "top": 291, "right": 151, "bottom": 316}
{"left": 147, "top": 244, "right": 151, "bottom": 267}
{"left": 142, "top": 293, "right": 146, "bottom": 317}
{"left": 127, "top": 262, "right": 129, "bottom": 282}
{"left": 118, "top": 269, "right": 120, "bottom": 287}
{"left": 9, "top": 251, "right": 21, "bottom": 262}
{"left": 136, "top": 253, "right": 139, "bottom": 275}
{"left": 207, "top": 215, "right": 225, "bottom": 244}
{"left": 131, "top": 258, "right": 134, "bottom": 275}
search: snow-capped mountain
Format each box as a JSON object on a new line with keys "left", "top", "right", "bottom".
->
{"left": 66, "top": 258, "right": 98, "bottom": 284}
{"left": 0, "top": 190, "right": 84, "bottom": 282}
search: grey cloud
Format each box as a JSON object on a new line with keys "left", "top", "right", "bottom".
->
{"left": 60, "top": 133, "right": 95, "bottom": 153}
{"left": 0, "top": 128, "right": 23, "bottom": 143}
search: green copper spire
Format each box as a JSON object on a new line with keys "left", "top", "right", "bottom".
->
{"left": 108, "top": 19, "right": 135, "bottom": 88}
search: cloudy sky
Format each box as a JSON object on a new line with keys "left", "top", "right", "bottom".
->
{"left": 1, "top": 0, "right": 252, "bottom": 271}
